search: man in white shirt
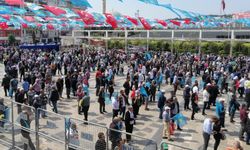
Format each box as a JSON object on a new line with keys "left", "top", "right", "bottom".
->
{"left": 203, "top": 116, "right": 217, "bottom": 150}
{"left": 239, "top": 76, "right": 246, "bottom": 98}
{"left": 112, "top": 95, "right": 120, "bottom": 119}
{"left": 202, "top": 85, "right": 210, "bottom": 116}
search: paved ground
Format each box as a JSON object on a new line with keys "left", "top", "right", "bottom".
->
{"left": 0, "top": 63, "right": 249, "bottom": 150}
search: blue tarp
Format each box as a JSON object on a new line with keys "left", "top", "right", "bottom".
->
{"left": 19, "top": 44, "right": 60, "bottom": 51}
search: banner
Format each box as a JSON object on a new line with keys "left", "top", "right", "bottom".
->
{"left": 172, "top": 113, "right": 187, "bottom": 128}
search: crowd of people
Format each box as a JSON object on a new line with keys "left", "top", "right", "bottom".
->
{"left": 0, "top": 46, "right": 249, "bottom": 150}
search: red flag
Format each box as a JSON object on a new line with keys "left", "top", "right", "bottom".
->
{"left": 156, "top": 19, "right": 167, "bottom": 27}
{"left": 47, "top": 24, "right": 54, "bottom": 30}
{"left": 139, "top": 17, "right": 151, "bottom": 30}
{"left": 43, "top": 5, "right": 66, "bottom": 16}
{"left": 0, "top": 22, "right": 8, "bottom": 29}
{"left": 21, "top": 23, "right": 28, "bottom": 28}
{"left": 74, "top": 9, "right": 95, "bottom": 25}
{"left": 184, "top": 19, "right": 191, "bottom": 24}
{"left": 5, "top": 0, "right": 24, "bottom": 6}
{"left": 0, "top": 15, "right": 10, "bottom": 21}
{"left": 104, "top": 13, "right": 118, "bottom": 29}
{"left": 124, "top": 15, "right": 138, "bottom": 25}
{"left": 36, "top": 23, "right": 42, "bottom": 27}
{"left": 24, "top": 16, "right": 35, "bottom": 22}
{"left": 221, "top": 0, "right": 226, "bottom": 11}
{"left": 170, "top": 20, "right": 181, "bottom": 26}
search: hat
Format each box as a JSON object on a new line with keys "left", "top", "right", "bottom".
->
{"left": 34, "top": 95, "right": 39, "bottom": 98}
{"left": 207, "top": 83, "right": 211, "bottom": 86}
{"left": 219, "top": 99, "right": 225, "bottom": 102}
{"left": 233, "top": 76, "right": 238, "bottom": 80}
{"left": 165, "top": 106, "right": 170, "bottom": 110}
{"left": 161, "top": 89, "right": 166, "bottom": 93}
{"left": 192, "top": 86, "right": 198, "bottom": 93}
{"left": 185, "top": 85, "right": 189, "bottom": 88}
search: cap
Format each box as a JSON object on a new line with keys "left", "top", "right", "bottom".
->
{"left": 233, "top": 76, "right": 238, "bottom": 80}
{"left": 161, "top": 89, "right": 166, "bottom": 93}
{"left": 185, "top": 85, "right": 189, "bottom": 88}
{"left": 34, "top": 95, "right": 39, "bottom": 98}
{"left": 207, "top": 83, "right": 211, "bottom": 86}
{"left": 165, "top": 106, "right": 171, "bottom": 110}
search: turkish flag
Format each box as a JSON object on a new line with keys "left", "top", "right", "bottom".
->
{"left": 184, "top": 19, "right": 191, "bottom": 24}
{"left": 0, "top": 15, "right": 10, "bottom": 21}
{"left": 139, "top": 17, "right": 151, "bottom": 30}
{"left": 74, "top": 9, "right": 95, "bottom": 25}
{"left": 24, "top": 16, "right": 35, "bottom": 22}
{"left": 0, "top": 22, "right": 8, "bottom": 29}
{"left": 47, "top": 24, "right": 54, "bottom": 30}
{"left": 170, "top": 20, "right": 181, "bottom": 26}
{"left": 5, "top": 0, "right": 24, "bottom": 6}
{"left": 124, "top": 15, "right": 138, "bottom": 25}
{"left": 21, "top": 23, "right": 28, "bottom": 28}
{"left": 156, "top": 19, "right": 167, "bottom": 27}
{"left": 43, "top": 5, "right": 66, "bottom": 16}
{"left": 104, "top": 13, "right": 118, "bottom": 29}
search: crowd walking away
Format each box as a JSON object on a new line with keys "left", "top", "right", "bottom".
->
{"left": 0, "top": 47, "right": 250, "bottom": 150}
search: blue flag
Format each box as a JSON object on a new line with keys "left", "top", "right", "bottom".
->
{"left": 70, "top": 0, "right": 92, "bottom": 8}
{"left": 140, "top": 86, "right": 148, "bottom": 97}
{"left": 172, "top": 113, "right": 187, "bottom": 128}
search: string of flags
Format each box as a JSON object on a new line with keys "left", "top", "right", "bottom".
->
{"left": 0, "top": 0, "right": 248, "bottom": 30}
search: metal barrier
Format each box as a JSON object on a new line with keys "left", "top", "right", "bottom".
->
{"left": 37, "top": 108, "right": 67, "bottom": 150}
{"left": 0, "top": 99, "right": 158, "bottom": 150}
{"left": 108, "top": 128, "right": 158, "bottom": 150}
{"left": 159, "top": 141, "right": 193, "bottom": 150}
{"left": 68, "top": 118, "right": 109, "bottom": 150}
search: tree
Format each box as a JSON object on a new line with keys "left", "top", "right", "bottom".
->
{"left": 8, "top": 34, "right": 16, "bottom": 46}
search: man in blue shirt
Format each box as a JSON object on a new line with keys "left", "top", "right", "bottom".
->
{"left": 202, "top": 116, "right": 217, "bottom": 150}
{"left": 22, "top": 80, "right": 30, "bottom": 98}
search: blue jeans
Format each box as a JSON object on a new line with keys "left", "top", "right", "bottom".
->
{"left": 159, "top": 107, "right": 163, "bottom": 119}
{"left": 52, "top": 101, "right": 58, "bottom": 113}
{"left": 247, "top": 132, "right": 250, "bottom": 144}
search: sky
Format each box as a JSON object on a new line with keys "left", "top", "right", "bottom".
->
{"left": 87, "top": 0, "right": 250, "bottom": 19}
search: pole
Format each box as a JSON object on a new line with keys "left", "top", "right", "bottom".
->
{"left": 171, "top": 30, "right": 174, "bottom": 53}
{"left": 105, "top": 31, "right": 108, "bottom": 51}
{"left": 198, "top": 30, "right": 202, "bottom": 54}
{"left": 146, "top": 30, "right": 149, "bottom": 51}
{"left": 125, "top": 30, "right": 128, "bottom": 54}
{"left": 230, "top": 30, "right": 234, "bottom": 57}
{"left": 11, "top": 101, "right": 15, "bottom": 148}
{"left": 35, "top": 109, "right": 40, "bottom": 149}
{"left": 102, "top": 0, "right": 106, "bottom": 14}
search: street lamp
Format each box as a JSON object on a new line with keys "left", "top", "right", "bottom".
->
{"left": 102, "top": 0, "right": 106, "bottom": 14}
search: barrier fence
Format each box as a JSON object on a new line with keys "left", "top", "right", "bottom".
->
{"left": 0, "top": 99, "right": 158, "bottom": 150}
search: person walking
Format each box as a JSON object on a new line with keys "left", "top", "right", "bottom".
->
{"left": 216, "top": 99, "right": 226, "bottom": 128}
{"left": 213, "top": 118, "right": 223, "bottom": 150}
{"left": 2, "top": 74, "right": 10, "bottom": 97}
{"left": 229, "top": 95, "right": 240, "bottom": 123}
{"left": 82, "top": 92, "right": 90, "bottom": 123}
{"left": 95, "top": 132, "right": 106, "bottom": 150}
{"left": 202, "top": 85, "right": 210, "bottom": 115}
{"left": 125, "top": 106, "right": 135, "bottom": 142}
{"left": 183, "top": 85, "right": 191, "bottom": 110}
{"left": 158, "top": 90, "right": 166, "bottom": 119}
{"left": 49, "top": 86, "right": 60, "bottom": 113}
{"left": 162, "top": 106, "right": 173, "bottom": 141}
{"left": 239, "top": 104, "right": 248, "bottom": 141}
{"left": 202, "top": 116, "right": 217, "bottom": 150}
{"left": 98, "top": 87, "right": 106, "bottom": 114}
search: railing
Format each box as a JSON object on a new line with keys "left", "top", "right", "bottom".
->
{"left": 0, "top": 99, "right": 158, "bottom": 150}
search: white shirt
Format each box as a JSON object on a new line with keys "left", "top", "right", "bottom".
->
{"left": 203, "top": 118, "right": 213, "bottom": 134}
{"left": 203, "top": 90, "right": 209, "bottom": 102}
{"left": 129, "top": 111, "right": 135, "bottom": 125}
{"left": 112, "top": 97, "right": 120, "bottom": 110}
{"left": 239, "top": 78, "right": 246, "bottom": 88}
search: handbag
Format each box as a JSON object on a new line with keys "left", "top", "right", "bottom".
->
{"left": 220, "top": 132, "right": 226, "bottom": 140}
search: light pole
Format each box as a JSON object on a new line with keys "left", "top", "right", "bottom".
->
{"left": 102, "top": 0, "right": 106, "bottom": 14}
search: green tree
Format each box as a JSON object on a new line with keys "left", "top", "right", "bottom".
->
{"left": 8, "top": 34, "right": 16, "bottom": 46}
